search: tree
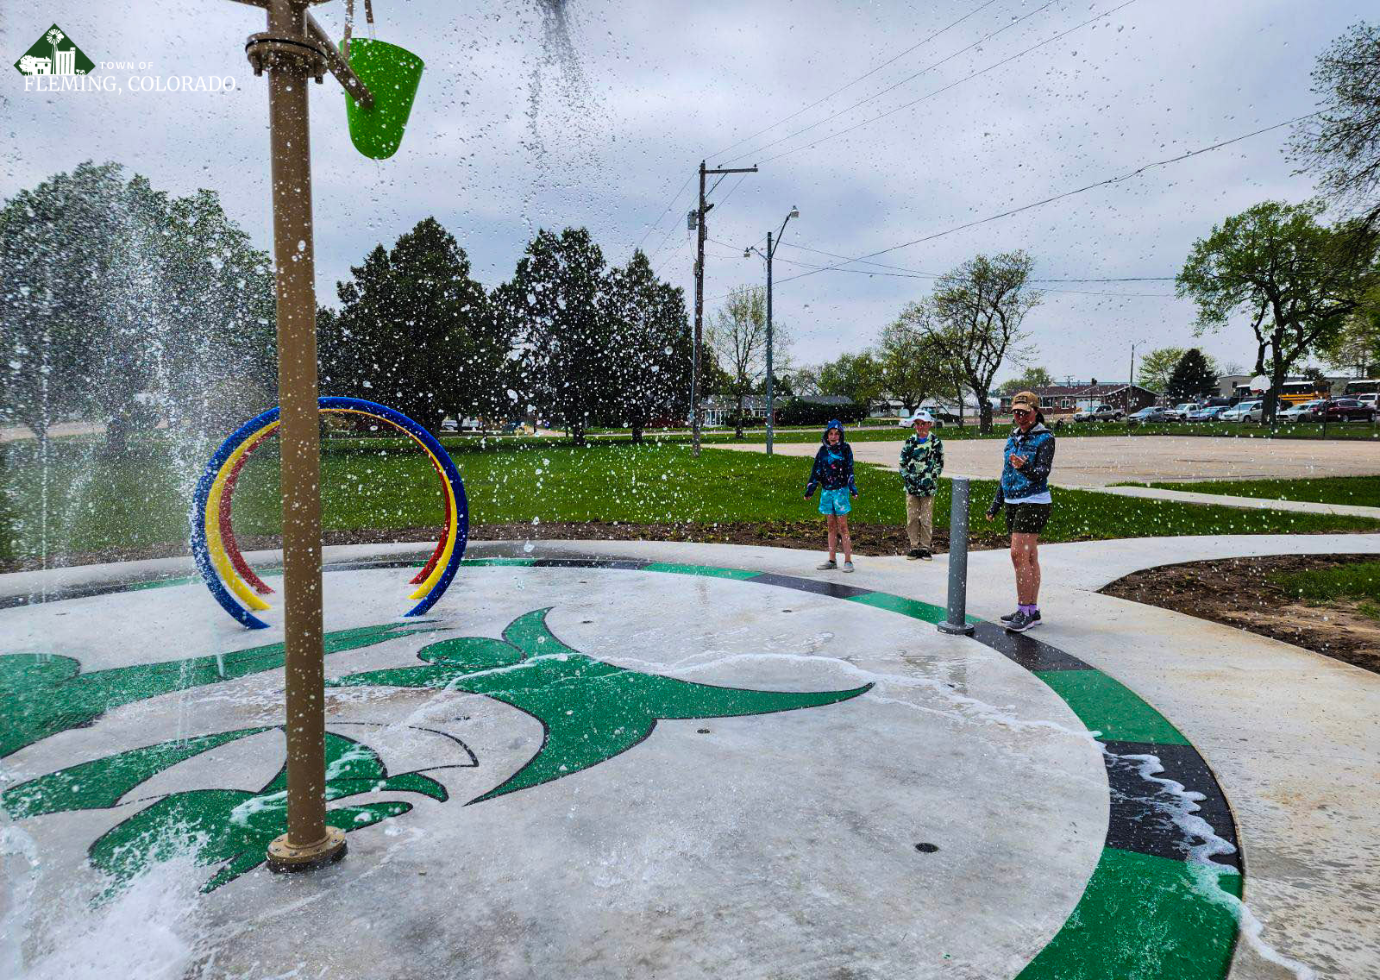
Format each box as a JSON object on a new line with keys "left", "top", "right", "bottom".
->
{"left": 817, "top": 351, "right": 884, "bottom": 411}
{"left": 1178, "top": 200, "right": 1380, "bottom": 422}
{"left": 785, "top": 366, "right": 822, "bottom": 397}
{"left": 0, "top": 163, "right": 275, "bottom": 452}
{"left": 878, "top": 306, "right": 961, "bottom": 413}
{"left": 1136, "top": 347, "right": 1186, "bottom": 393}
{"left": 495, "top": 227, "right": 611, "bottom": 444}
{"left": 605, "top": 249, "right": 691, "bottom": 442}
{"left": 320, "top": 218, "right": 496, "bottom": 433}
{"left": 1165, "top": 348, "right": 1219, "bottom": 402}
{"left": 706, "top": 286, "right": 773, "bottom": 439}
{"left": 927, "top": 251, "right": 1039, "bottom": 433}
{"left": 1003, "top": 365, "right": 1053, "bottom": 393}
{"left": 1290, "top": 22, "right": 1380, "bottom": 227}
{"left": 1321, "top": 300, "right": 1380, "bottom": 376}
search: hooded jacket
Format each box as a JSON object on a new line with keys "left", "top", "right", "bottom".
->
{"left": 805, "top": 420, "right": 857, "bottom": 495}
{"left": 988, "top": 422, "right": 1055, "bottom": 514}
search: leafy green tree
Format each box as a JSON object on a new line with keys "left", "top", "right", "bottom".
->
{"left": 1165, "top": 348, "right": 1219, "bottom": 402}
{"left": 495, "top": 227, "right": 611, "bottom": 445}
{"left": 927, "top": 252, "right": 1039, "bottom": 433}
{"left": 1291, "top": 22, "right": 1380, "bottom": 227}
{"left": 1003, "top": 365, "right": 1054, "bottom": 393}
{"left": 1178, "top": 200, "right": 1380, "bottom": 421}
{"left": 817, "top": 351, "right": 884, "bottom": 412}
{"left": 0, "top": 163, "right": 275, "bottom": 453}
{"left": 320, "top": 218, "right": 496, "bottom": 433}
{"left": 1321, "top": 299, "right": 1380, "bottom": 376}
{"left": 1136, "top": 347, "right": 1186, "bottom": 393}
{"left": 877, "top": 307, "right": 961, "bottom": 414}
{"left": 605, "top": 249, "right": 691, "bottom": 442}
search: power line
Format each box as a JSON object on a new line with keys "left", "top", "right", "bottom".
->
{"left": 756, "top": 0, "right": 1137, "bottom": 167}
{"left": 720, "top": 0, "right": 1060, "bottom": 166}
{"left": 779, "top": 241, "right": 1176, "bottom": 284}
{"left": 772, "top": 110, "right": 1322, "bottom": 287}
{"left": 632, "top": 169, "right": 695, "bottom": 254}
{"left": 707, "top": 0, "right": 1008, "bottom": 162}
{"left": 766, "top": 253, "right": 1175, "bottom": 296}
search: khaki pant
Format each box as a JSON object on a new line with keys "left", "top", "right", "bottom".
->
{"left": 906, "top": 493, "right": 934, "bottom": 550}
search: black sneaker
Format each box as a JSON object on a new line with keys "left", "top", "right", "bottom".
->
{"left": 1005, "top": 610, "right": 1041, "bottom": 633}
{"left": 919, "top": 549, "right": 933, "bottom": 561}
{"left": 1000, "top": 609, "right": 1041, "bottom": 624}
{"left": 905, "top": 549, "right": 923, "bottom": 561}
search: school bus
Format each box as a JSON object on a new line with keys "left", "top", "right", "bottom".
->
{"left": 1233, "top": 380, "right": 1330, "bottom": 406}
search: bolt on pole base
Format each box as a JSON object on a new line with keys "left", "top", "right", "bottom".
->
{"left": 266, "top": 827, "right": 347, "bottom": 874}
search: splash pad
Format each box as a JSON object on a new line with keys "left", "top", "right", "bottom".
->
{"left": 0, "top": 541, "right": 1246, "bottom": 980}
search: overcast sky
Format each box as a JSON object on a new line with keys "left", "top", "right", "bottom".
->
{"left": 2, "top": 0, "right": 1371, "bottom": 385}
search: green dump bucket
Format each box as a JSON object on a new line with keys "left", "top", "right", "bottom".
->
{"left": 341, "top": 38, "right": 424, "bottom": 160}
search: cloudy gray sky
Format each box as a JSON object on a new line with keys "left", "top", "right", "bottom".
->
{"left": 2, "top": 0, "right": 1370, "bottom": 385}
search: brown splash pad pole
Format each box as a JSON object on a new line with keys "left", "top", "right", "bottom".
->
{"left": 243, "top": 0, "right": 345, "bottom": 873}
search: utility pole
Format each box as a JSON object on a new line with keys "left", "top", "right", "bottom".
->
{"left": 691, "top": 159, "right": 757, "bottom": 457}
{"left": 1129, "top": 342, "right": 1137, "bottom": 392}
{"left": 746, "top": 206, "right": 799, "bottom": 455}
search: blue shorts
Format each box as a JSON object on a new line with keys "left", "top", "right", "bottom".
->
{"left": 818, "top": 487, "right": 852, "bottom": 516}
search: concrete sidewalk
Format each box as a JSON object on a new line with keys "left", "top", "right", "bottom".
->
{"left": 710, "top": 433, "right": 1380, "bottom": 486}
{"left": 1092, "top": 484, "right": 1380, "bottom": 519}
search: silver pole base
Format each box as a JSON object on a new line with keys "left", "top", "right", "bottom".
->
{"left": 936, "top": 621, "right": 975, "bottom": 636}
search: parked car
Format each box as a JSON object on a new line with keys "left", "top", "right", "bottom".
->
{"left": 1220, "top": 400, "right": 1263, "bottom": 423}
{"left": 1277, "top": 401, "right": 1323, "bottom": 423}
{"left": 1320, "top": 398, "right": 1376, "bottom": 423}
{"left": 1358, "top": 393, "right": 1378, "bottom": 410}
{"left": 1127, "top": 406, "right": 1170, "bottom": 424}
{"left": 1162, "top": 402, "right": 1201, "bottom": 423}
{"left": 1187, "top": 405, "right": 1231, "bottom": 423}
{"left": 1072, "top": 404, "right": 1123, "bottom": 422}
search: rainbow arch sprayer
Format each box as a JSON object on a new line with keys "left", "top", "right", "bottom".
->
{"left": 191, "top": 397, "right": 466, "bottom": 630}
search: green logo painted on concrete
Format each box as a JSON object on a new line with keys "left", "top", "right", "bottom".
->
{"left": 14, "top": 25, "right": 95, "bottom": 77}
{"left": 330, "top": 607, "right": 873, "bottom": 803}
{"left": 1, "top": 609, "right": 870, "bottom": 893}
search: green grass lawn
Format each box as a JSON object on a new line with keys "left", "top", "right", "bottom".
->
{"left": 1271, "top": 561, "right": 1380, "bottom": 620}
{"left": 5, "top": 434, "right": 1379, "bottom": 564}
{"left": 1117, "top": 475, "right": 1380, "bottom": 508}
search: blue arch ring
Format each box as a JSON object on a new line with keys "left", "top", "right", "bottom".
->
{"left": 190, "top": 397, "right": 468, "bottom": 630}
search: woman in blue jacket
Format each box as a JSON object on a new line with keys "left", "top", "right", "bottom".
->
{"left": 804, "top": 419, "right": 858, "bottom": 572}
{"left": 985, "top": 391, "right": 1055, "bottom": 633}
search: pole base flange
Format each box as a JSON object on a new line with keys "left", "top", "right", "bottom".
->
{"left": 266, "top": 827, "right": 347, "bottom": 873}
{"left": 936, "top": 620, "right": 976, "bottom": 636}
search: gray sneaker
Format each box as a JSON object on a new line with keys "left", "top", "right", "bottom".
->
{"left": 842, "top": 560, "right": 855, "bottom": 573}
{"left": 817, "top": 559, "right": 837, "bottom": 570}
{"left": 1000, "top": 609, "right": 1042, "bottom": 624}
{"left": 1005, "top": 610, "right": 1040, "bottom": 633}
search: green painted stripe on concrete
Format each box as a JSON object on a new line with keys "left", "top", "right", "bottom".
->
{"left": 845, "top": 591, "right": 949, "bottom": 624}
{"left": 460, "top": 558, "right": 539, "bottom": 567}
{"left": 1016, "top": 847, "right": 1241, "bottom": 980}
{"left": 642, "top": 562, "right": 761, "bottom": 580}
{"left": 1035, "top": 670, "right": 1189, "bottom": 745}
{"left": 125, "top": 575, "right": 203, "bottom": 592}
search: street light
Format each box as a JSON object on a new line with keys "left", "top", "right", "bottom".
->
{"left": 745, "top": 205, "right": 799, "bottom": 455}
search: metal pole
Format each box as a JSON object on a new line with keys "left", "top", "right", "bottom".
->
{"left": 765, "top": 231, "right": 774, "bottom": 456}
{"left": 692, "top": 160, "right": 706, "bottom": 457}
{"left": 937, "top": 478, "right": 975, "bottom": 636}
{"left": 250, "top": 0, "right": 345, "bottom": 873}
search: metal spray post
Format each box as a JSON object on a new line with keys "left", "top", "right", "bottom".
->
{"left": 937, "top": 478, "right": 975, "bottom": 636}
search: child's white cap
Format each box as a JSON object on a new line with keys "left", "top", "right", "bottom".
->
{"left": 899, "top": 410, "right": 934, "bottom": 426}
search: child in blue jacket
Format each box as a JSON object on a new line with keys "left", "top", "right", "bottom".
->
{"left": 803, "top": 419, "right": 858, "bottom": 572}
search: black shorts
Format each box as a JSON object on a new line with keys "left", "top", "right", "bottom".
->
{"left": 1005, "top": 503, "right": 1051, "bottom": 535}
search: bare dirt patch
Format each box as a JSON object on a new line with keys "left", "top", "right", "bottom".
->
{"left": 1101, "top": 554, "right": 1380, "bottom": 674}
